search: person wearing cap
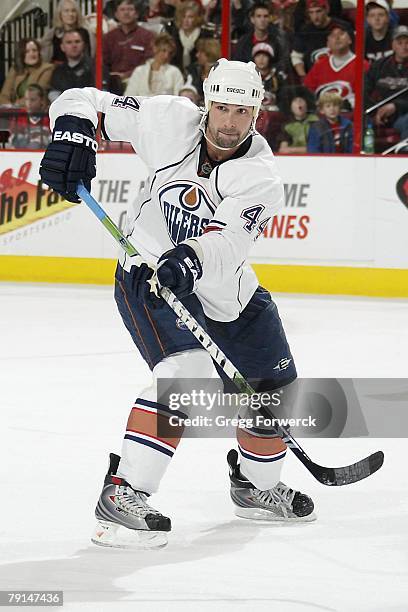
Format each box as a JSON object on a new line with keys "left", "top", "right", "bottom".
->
{"left": 292, "top": 0, "right": 344, "bottom": 32}
{"left": 304, "top": 23, "right": 369, "bottom": 109}
{"left": 365, "top": 0, "right": 394, "bottom": 63}
{"left": 291, "top": 0, "right": 353, "bottom": 79}
{"left": 252, "top": 42, "right": 287, "bottom": 107}
{"left": 365, "top": 25, "right": 408, "bottom": 141}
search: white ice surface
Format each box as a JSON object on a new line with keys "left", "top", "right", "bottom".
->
{"left": 0, "top": 284, "right": 407, "bottom": 612}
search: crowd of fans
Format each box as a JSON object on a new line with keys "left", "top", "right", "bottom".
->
{"left": 0, "top": 0, "right": 407, "bottom": 152}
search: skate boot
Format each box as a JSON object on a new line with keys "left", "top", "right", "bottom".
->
{"left": 227, "top": 449, "right": 316, "bottom": 522}
{"left": 91, "top": 453, "right": 171, "bottom": 549}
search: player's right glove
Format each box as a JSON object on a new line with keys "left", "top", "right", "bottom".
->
{"left": 156, "top": 244, "right": 202, "bottom": 298}
{"left": 40, "top": 115, "right": 97, "bottom": 203}
{"left": 130, "top": 262, "right": 162, "bottom": 309}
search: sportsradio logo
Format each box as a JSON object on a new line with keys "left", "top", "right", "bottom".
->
{"left": 158, "top": 181, "right": 215, "bottom": 245}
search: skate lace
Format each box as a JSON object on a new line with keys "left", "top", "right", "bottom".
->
{"left": 116, "top": 487, "right": 159, "bottom": 518}
{"left": 252, "top": 482, "right": 295, "bottom": 508}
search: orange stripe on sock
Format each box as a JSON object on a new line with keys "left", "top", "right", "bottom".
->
{"left": 237, "top": 428, "right": 287, "bottom": 457}
{"left": 127, "top": 407, "right": 183, "bottom": 448}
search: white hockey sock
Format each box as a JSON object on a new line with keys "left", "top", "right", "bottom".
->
{"left": 238, "top": 446, "right": 287, "bottom": 491}
{"left": 118, "top": 399, "right": 177, "bottom": 494}
{"left": 118, "top": 348, "right": 217, "bottom": 494}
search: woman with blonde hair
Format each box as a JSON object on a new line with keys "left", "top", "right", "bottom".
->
{"left": 125, "top": 32, "right": 184, "bottom": 96}
{"left": 41, "top": 0, "right": 94, "bottom": 62}
{"left": 185, "top": 37, "right": 220, "bottom": 102}
{"left": 166, "top": 1, "right": 210, "bottom": 73}
{"left": 0, "top": 38, "right": 54, "bottom": 105}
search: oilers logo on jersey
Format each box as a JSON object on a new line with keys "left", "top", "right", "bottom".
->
{"left": 158, "top": 181, "right": 215, "bottom": 245}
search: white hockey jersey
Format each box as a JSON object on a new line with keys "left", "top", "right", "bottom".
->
{"left": 49, "top": 88, "right": 284, "bottom": 322}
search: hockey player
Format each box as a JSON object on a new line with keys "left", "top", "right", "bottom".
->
{"left": 39, "top": 59, "right": 315, "bottom": 549}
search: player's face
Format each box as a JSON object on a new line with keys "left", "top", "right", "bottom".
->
{"left": 308, "top": 6, "right": 328, "bottom": 27}
{"left": 207, "top": 103, "right": 253, "bottom": 149}
{"left": 250, "top": 9, "right": 270, "bottom": 33}
{"left": 366, "top": 7, "right": 389, "bottom": 32}
{"left": 392, "top": 36, "right": 408, "bottom": 62}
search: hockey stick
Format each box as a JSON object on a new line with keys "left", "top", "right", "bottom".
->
{"left": 77, "top": 183, "right": 384, "bottom": 486}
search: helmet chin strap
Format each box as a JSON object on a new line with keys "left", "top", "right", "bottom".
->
{"left": 199, "top": 110, "right": 257, "bottom": 152}
{"left": 202, "top": 129, "right": 254, "bottom": 151}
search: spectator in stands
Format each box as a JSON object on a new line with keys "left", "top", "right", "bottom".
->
{"left": 291, "top": 0, "right": 353, "bottom": 80}
{"left": 270, "top": 0, "right": 299, "bottom": 34}
{"left": 278, "top": 94, "right": 318, "bottom": 153}
{"left": 293, "top": 0, "right": 345, "bottom": 32}
{"left": 186, "top": 38, "right": 221, "bottom": 102}
{"left": 233, "top": 1, "right": 291, "bottom": 74}
{"left": 307, "top": 91, "right": 353, "bottom": 152}
{"left": 178, "top": 81, "right": 200, "bottom": 105}
{"left": 203, "top": 0, "right": 249, "bottom": 40}
{"left": 125, "top": 32, "right": 184, "bottom": 96}
{"left": 365, "top": 26, "right": 408, "bottom": 140}
{"left": 144, "top": 0, "right": 175, "bottom": 23}
{"left": 386, "top": 0, "right": 400, "bottom": 29}
{"left": 0, "top": 39, "right": 54, "bottom": 106}
{"left": 48, "top": 30, "right": 94, "bottom": 103}
{"left": 304, "top": 24, "right": 369, "bottom": 109}
{"left": 10, "top": 84, "right": 51, "bottom": 149}
{"left": 167, "top": 2, "right": 210, "bottom": 74}
{"left": 41, "top": 0, "right": 94, "bottom": 62}
{"left": 103, "top": 0, "right": 155, "bottom": 93}
{"left": 365, "top": 0, "right": 394, "bottom": 63}
{"left": 252, "top": 42, "right": 289, "bottom": 110}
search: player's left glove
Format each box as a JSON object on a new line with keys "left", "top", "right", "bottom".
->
{"left": 157, "top": 244, "right": 202, "bottom": 299}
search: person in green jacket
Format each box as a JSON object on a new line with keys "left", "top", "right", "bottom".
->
{"left": 278, "top": 94, "right": 318, "bottom": 154}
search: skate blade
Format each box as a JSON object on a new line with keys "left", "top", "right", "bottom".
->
{"left": 91, "top": 520, "right": 168, "bottom": 549}
{"left": 234, "top": 506, "right": 317, "bottom": 523}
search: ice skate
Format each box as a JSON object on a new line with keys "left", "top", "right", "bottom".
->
{"left": 227, "top": 449, "right": 316, "bottom": 522}
{"left": 91, "top": 453, "right": 171, "bottom": 549}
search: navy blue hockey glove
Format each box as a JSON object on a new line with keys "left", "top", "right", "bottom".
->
{"left": 40, "top": 115, "right": 97, "bottom": 203}
{"left": 157, "top": 244, "right": 202, "bottom": 299}
{"left": 130, "top": 262, "right": 162, "bottom": 308}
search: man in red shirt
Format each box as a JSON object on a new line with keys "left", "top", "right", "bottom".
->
{"left": 304, "top": 23, "right": 369, "bottom": 108}
{"left": 103, "top": 0, "right": 155, "bottom": 94}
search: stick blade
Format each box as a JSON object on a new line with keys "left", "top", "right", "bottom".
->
{"left": 310, "top": 450, "right": 384, "bottom": 486}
